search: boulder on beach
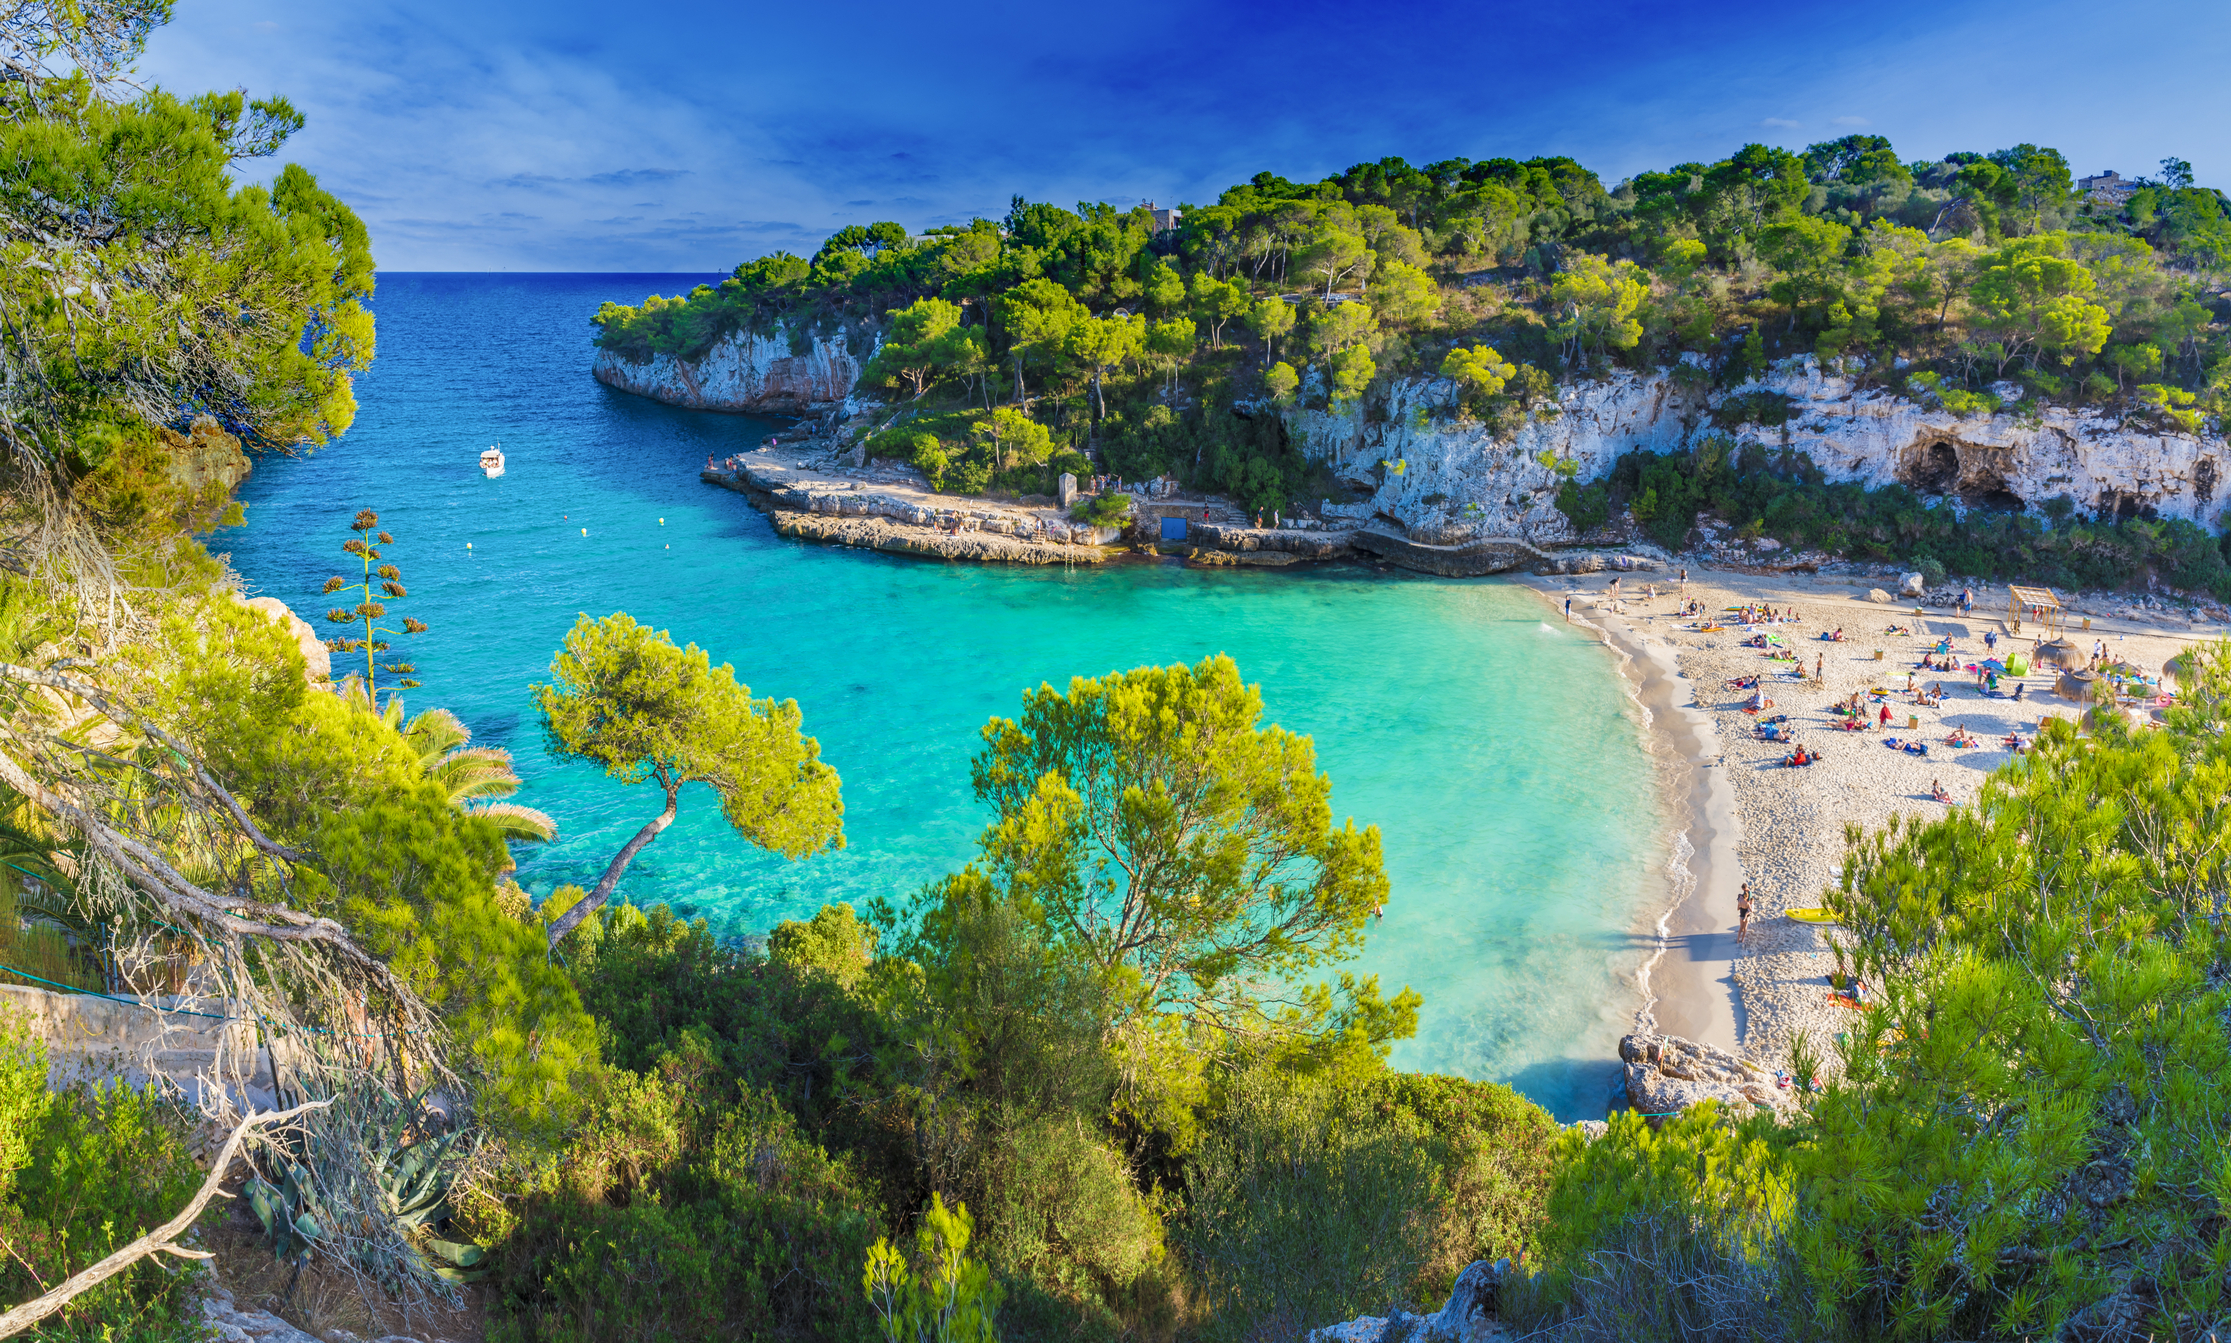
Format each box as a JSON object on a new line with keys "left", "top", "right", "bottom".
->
{"left": 1620, "top": 1032, "right": 1793, "bottom": 1120}
{"left": 1900, "top": 572, "right": 1926, "bottom": 597}
{"left": 1866, "top": 588, "right": 1892, "bottom": 604}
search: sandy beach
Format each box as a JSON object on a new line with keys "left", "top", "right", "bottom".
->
{"left": 1527, "top": 566, "right": 2216, "bottom": 1076}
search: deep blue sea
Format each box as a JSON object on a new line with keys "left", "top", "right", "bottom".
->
{"left": 213, "top": 273, "right": 1667, "bottom": 1119}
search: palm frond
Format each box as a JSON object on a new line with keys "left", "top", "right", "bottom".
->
{"left": 464, "top": 802, "right": 557, "bottom": 844}
{"left": 404, "top": 708, "right": 470, "bottom": 767}
{"left": 430, "top": 747, "right": 521, "bottom": 804}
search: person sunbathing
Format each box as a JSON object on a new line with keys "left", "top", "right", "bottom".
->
{"left": 1932, "top": 779, "right": 1953, "bottom": 803}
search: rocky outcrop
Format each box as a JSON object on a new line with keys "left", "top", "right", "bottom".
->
{"left": 1292, "top": 357, "right": 2228, "bottom": 550}
{"left": 162, "top": 416, "right": 252, "bottom": 497}
{"left": 594, "top": 325, "right": 863, "bottom": 412}
{"left": 1305, "top": 1258, "right": 1510, "bottom": 1343}
{"left": 706, "top": 469, "right": 1120, "bottom": 550}
{"left": 1620, "top": 1031, "right": 1795, "bottom": 1120}
{"left": 1191, "top": 522, "right": 1355, "bottom": 561}
{"left": 770, "top": 512, "right": 1112, "bottom": 565}
{"left": 1350, "top": 527, "right": 1552, "bottom": 577}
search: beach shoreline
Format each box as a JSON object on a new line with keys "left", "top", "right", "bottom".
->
{"left": 1516, "top": 577, "right": 1744, "bottom": 1057}
{"left": 1520, "top": 566, "right": 2220, "bottom": 1078}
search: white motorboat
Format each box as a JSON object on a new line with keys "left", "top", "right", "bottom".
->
{"left": 480, "top": 444, "right": 505, "bottom": 478}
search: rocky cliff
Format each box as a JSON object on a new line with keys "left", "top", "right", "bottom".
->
{"left": 593, "top": 324, "right": 865, "bottom": 412}
{"left": 1294, "top": 357, "right": 2227, "bottom": 547}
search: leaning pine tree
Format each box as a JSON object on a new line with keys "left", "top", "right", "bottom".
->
{"left": 533, "top": 612, "right": 845, "bottom": 946}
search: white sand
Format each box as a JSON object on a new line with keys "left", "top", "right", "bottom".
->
{"left": 1527, "top": 567, "right": 2209, "bottom": 1073}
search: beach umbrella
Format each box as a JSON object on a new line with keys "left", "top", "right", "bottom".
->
{"left": 2056, "top": 668, "right": 2100, "bottom": 702}
{"left": 2035, "top": 637, "right": 2084, "bottom": 669}
{"left": 1980, "top": 659, "right": 2007, "bottom": 673}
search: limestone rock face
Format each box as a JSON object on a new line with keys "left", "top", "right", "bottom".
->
{"left": 593, "top": 325, "right": 863, "bottom": 412}
{"left": 1287, "top": 356, "right": 2228, "bottom": 548}
{"left": 236, "top": 595, "right": 331, "bottom": 683}
{"left": 160, "top": 416, "right": 252, "bottom": 497}
{"left": 1620, "top": 1032, "right": 1794, "bottom": 1119}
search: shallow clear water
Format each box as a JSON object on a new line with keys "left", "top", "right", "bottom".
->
{"left": 214, "top": 274, "right": 1667, "bottom": 1119}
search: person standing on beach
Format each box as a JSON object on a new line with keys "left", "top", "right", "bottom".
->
{"left": 1815, "top": 653, "right": 1824, "bottom": 681}
{"left": 1736, "top": 883, "right": 1753, "bottom": 945}
{"left": 1564, "top": 597, "right": 1572, "bottom": 622}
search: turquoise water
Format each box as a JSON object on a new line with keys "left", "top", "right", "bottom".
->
{"left": 213, "top": 274, "right": 1667, "bottom": 1119}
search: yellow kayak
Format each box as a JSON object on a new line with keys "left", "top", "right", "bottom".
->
{"left": 1787, "top": 908, "right": 1841, "bottom": 925}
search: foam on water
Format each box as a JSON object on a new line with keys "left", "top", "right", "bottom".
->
{"left": 213, "top": 274, "right": 1667, "bottom": 1119}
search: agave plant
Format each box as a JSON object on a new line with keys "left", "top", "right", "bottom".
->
{"left": 372, "top": 1119, "right": 488, "bottom": 1282}
{"left": 251, "top": 1101, "right": 488, "bottom": 1283}
{"left": 247, "top": 1159, "right": 326, "bottom": 1266}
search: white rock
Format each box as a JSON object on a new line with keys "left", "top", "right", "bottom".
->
{"left": 1867, "top": 588, "right": 1892, "bottom": 603}
{"left": 593, "top": 325, "right": 863, "bottom": 412}
{"left": 1901, "top": 572, "right": 1927, "bottom": 597}
{"left": 1280, "top": 356, "right": 2228, "bottom": 550}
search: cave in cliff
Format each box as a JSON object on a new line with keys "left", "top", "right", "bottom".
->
{"left": 1898, "top": 436, "right": 2024, "bottom": 513}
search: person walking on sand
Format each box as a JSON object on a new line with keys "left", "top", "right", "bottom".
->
{"left": 1736, "top": 883, "right": 1753, "bottom": 945}
{"left": 1564, "top": 597, "right": 1573, "bottom": 623}
{"left": 1815, "top": 653, "right": 1824, "bottom": 681}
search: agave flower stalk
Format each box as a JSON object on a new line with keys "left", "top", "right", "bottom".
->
{"left": 322, "top": 509, "right": 429, "bottom": 695}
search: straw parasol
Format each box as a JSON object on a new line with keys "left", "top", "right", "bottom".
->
{"left": 2056, "top": 667, "right": 2100, "bottom": 702}
{"left": 2035, "top": 637, "right": 2085, "bottom": 670}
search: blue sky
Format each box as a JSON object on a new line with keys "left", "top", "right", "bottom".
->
{"left": 139, "top": 0, "right": 2231, "bottom": 271}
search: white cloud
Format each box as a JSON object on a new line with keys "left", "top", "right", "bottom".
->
{"left": 1761, "top": 117, "right": 1802, "bottom": 130}
{"left": 1832, "top": 115, "right": 1871, "bottom": 127}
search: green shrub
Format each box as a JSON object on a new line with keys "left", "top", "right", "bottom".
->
{"left": 1071, "top": 492, "right": 1131, "bottom": 526}
{"left": 1532, "top": 1106, "right": 1795, "bottom": 1304}
{"left": 1181, "top": 1062, "right": 1554, "bottom": 1342}
{"left": 0, "top": 1015, "right": 212, "bottom": 1342}
{"left": 489, "top": 1079, "right": 882, "bottom": 1343}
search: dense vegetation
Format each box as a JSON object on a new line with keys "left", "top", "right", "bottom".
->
{"left": 15, "top": 4, "right": 2231, "bottom": 1341}
{"left": 593, "top": 142, "right": 2231, "bottom": 526}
